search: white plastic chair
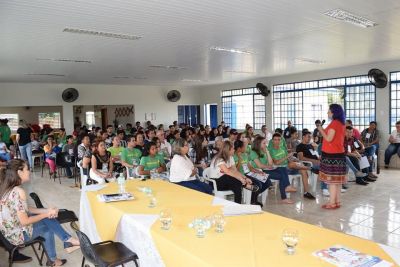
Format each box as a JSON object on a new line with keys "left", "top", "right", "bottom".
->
{"left": 202, "top": 167, "right": 235, "bottom": 201}
{"left": 31, "top": 152, "right": 44, "bottom": 172}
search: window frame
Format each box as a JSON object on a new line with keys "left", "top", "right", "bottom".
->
{"left": 390, "top": 71, "right": 400, "bottom": 133}
{"left": 0, "top": 113, "right": 19, "bottom": 131}
{"left": 38, "top": 112, "right": 62, "bottom": 129}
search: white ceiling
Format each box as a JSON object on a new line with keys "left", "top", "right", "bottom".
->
{"left": 1, "top": 0, "right": 400, "bottom": 86}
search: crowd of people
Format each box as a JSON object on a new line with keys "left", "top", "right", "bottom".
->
{"left": 2, "top": 106, "right": 400, "bottom": 264}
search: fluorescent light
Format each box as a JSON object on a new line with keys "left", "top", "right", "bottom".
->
{"left": 36, "top": 58, "right": 92, "bottom": 63}
{"left": 324, "top": 9, "right": 378, "bottom": 28}
{"left": 25, "top": 73, "right": 66, "bottom": 77}
{"left": 294, "top": 58, "right": 326, "bottom": 64}
{"left": 181, "top": 79, "right": 202, "bottom": 82}
{"left": 63, "top": 27, "right": 143, "bottom": 40}
{"left": 210, "top": 46, "right": 255, "bottom": 55}
{"left": 149, "top": 65, "right": 186, "bottom": 70}
{"left": 224, "top": 70, "right": 255, "bottom": 74}
{"left": 112, "top": 76, "right": 130, "bottom": 79}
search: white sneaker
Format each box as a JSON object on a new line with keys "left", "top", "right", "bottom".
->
{"left": 322, "top": 189, "right": 330, "bottom": 197}
{"left": 341, "top": 188, "right": 347, "bottom": 193}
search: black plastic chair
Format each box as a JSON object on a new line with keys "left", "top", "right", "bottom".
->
{"left": 0, "top": 230, "right": 49, "bottom": 267}
{"left": 29, "top": 192, "right": 79, "bottom": 225}
{"left": 71, "top": 222, "right": 139, "bottom": 267}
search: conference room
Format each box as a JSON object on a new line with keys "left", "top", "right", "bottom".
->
{"left": 1, "top": 0, "right": 400, "bottom": 266}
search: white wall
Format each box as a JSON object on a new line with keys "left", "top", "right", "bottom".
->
{"left": 0, "top": 83, "right": 201, "bottom": 133}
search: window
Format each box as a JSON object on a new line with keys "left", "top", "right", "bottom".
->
{"left": 273, "top": 75, "right": 375, "bottom": 131}
{"left": 390, "top": 71, "right": 400, "bottom": 132}
{"left": 0, "top": 113, "right": 19, "bottom": 131}
{"left": 177, "top": 105, "right": 200, "bottom": 126}
{"left": 86, "top": 111, "right": 95, "bottom": 128}
{"left": 38, "top": 112, "right": 61, "bottom": 128}
{"left": 221, "top": 88, "right": 265, "bottom": 130}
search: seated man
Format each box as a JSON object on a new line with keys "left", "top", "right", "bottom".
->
{"left": 345, "top": 119, "right": 361, "bottom": 139}
{"left": 156, "top": 130, "right": 171, "bottom": 160}
{"left": 117, "top": 130, "right": 127, "bottom": 148}
{"left": 384, "top": 120, "right": 400, "bottom": 168}
{"left": 344, "top": 126, "right": 371, "bottom": 185}
{"left": 360, "top": 121, "right": 380, "bottom": 175}
{"left": 269, "top": 133, "right": 315, "bottom": 199}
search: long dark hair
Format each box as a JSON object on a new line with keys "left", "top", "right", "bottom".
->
{"left": 252, "top": 135, "right": 265, "bottom": 157}
{"left": 0, "top": 159, "right": 25, "bottom": 199}
{"left": 213, "top": 140, "right": 232, "bottom": 167}
{"left": 329, "top": 104, "right": 345, "bottom": 125}
{"left": 193, "top": 135, "right": 207, "bottom": 164}
{"left": 143, "top": 141, "right": 156, "bottom": 157}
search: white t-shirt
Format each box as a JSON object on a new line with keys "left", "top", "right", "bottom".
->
{"left": 160, "top": 140, "right": 172, "bottom": 157}
{"left": 209, "top": 156, "right": 235, "bottom": 179}
{"left": 169, "top": 155, "right": 196, "bottom": 183}
{"left": 0, "top": 142, "right": 6, "bottom": 153}
{"left": 391, "top": 130, "right": 400, "bottom": 143}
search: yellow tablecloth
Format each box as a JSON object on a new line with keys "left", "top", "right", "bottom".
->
{"left": 86, "top": 180, "right": 398, "bottom": 267}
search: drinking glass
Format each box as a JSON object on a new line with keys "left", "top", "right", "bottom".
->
{"left": 282, "top": 228, "right": 299, "bottom": 255}
{"left": 159, "top": 210, "right": 172, "bottom": 230}
{"left": 213, "top": 213, "right": 226, "bottom": 233}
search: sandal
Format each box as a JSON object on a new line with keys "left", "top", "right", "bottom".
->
{"left": 335, "top": 202, "right": 341, "bottom": 208}
{"left": 322, "top": 203, "right": 339, "bottom": 209}
{"left": 64, "top": 242, "right": 80, "bottom": 253}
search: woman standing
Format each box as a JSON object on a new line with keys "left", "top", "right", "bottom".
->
{"left": 0, "top": 159, "right": 79, "bottom": 266}
{"left": 318, "top": 104, "right": 346, "bottom": 209}
{"left": 16, "top": 120, "right": 33, "bottom": 169}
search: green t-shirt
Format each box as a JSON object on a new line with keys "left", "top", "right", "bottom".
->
{"left": 249, "top": 150, "right": 268, "bottom": 168}
{"left": 0, "top": 125, "right": 11, "bottom": 144}
{"left": 140, "top": 154, "right": 165, "bottom": 171}
{"left": 57, "top": 135, "right": 67, "bottom": 145}
{"left": 107, "top": 146, "right": 124, "bottom": 157}
{"left": 268, "top": 146, "right": 288, "bottom": 167}
{"left": 233, "top": 153, "right": 250, "bottom": 175}
{"left": 121, "top": 147, "right": 142, "bottom": 165}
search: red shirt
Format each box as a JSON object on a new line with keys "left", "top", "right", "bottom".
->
{"left": 322, "top": 120, "right": 345, "bottom": 153}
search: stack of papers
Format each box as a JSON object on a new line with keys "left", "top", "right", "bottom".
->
{"left": 313, "top": 245, "right": 393, "bottom": 267}
{"left": 97, "top": 193, "right": 134, "bottom": 203}
{"left": 222, "top": 204, "right": 262, "bottom": 216}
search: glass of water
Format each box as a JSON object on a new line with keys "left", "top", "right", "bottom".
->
{"left": 282, "top": 228, "right": 299, "bottom": 255}
{"left": 213, "top": 213, "right": 226, "bottom": 233}
{"left": 159, "top": 210, "right": 172, "bottom": 230}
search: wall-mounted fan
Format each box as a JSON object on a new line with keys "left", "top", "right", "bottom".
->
{"left": 62, "top": 88, "right": 79, "bottom": 102}
{"left": 167, "top": 90, "right": 181, "bottom": 102}
{"left": 256, "top": 83, "right": 270, "bottom": 97}
{"left": 368, "top": 69, "right": 388, "bottom": 88}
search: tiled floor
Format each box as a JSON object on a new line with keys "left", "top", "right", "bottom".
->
{"left": 1, "top": 168, "right": 400, "bottom": 266}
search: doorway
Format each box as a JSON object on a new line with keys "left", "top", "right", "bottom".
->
{"left": 204, "top": 104, "right": 218, "bottom": 128}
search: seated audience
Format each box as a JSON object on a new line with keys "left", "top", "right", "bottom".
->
{"left": 31, "top": 134, "right": 42, "bottom": 154}
{"left": 287, "top": 127, "right": 300, "bottom": 152}
{"left": 261, "top": 125, "right": 272, "bottom": 141}
{"left": 156, "top": 130, "right": 172, "bottom": 159}
{"left": 234, "top": 140, "right": 271, "bottom": 206}
{"left": 134, "top": 132, "right": 145, "bottom": 153}
{"left": 169, "top": 139, "right": 213, "bottom": 194}
{"left": 189, "top": 135, "right": 210, "bottom": 176}
{"left": 138, "top": 142, "right": 166, "bottom": 176}
{"left": 312, "top": 120, "right": 323, "bottom": 144}
{"left": 116, "top": 130, "right": 127, "bottom": 148}
{"left": 56, "top": 128, "right": 67, "bottom": 145}
{"left": 384, "top": 120, "right": 400, "bottom": 168}
{"left": 90, "top": 140, "right": 114, "bottom": 184}
{"left": 208, "top": 140, "right": 258, "bottom": 204}
{"left": 250, "top": 136, "right": 296, "bottom": 204}
{"left": 145, "top": 129, "right": 156, "bottom": 144}
{"left": 268, "top": 133, "right": 315, "bottom": 199}
{"left": 283, "top": 120, "right": 294, "bottom": 141}
{"left": 0, "top": 159, "right": 80, "bottom": 266}
{"left": 345, "top": 119, "right": 361, "bottom": 139}
{"left": 0, "top": 133, "right": 11, "bottom": 161}
{"left": 107, "top": 136, "right": 124, "bottom": 162}
{"left": 61, "top": 135, "right": 76, "bottom": 178}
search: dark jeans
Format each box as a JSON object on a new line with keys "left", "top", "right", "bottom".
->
{"left": 264, "top": 167, "right": 290, "bottom": 200}
{"left": 347, "top": 155, "right": 368, "bottom": 173}
{"left": 384, "top": 143, "right": 400, "bottom": 165}
{"left": 214, "top": 174, "right": 243, "bottom": 203}
{"left": 176, "top": 180, "right": 213, "bottom": 195}
{"left": 246, "top": 175, "right": 272, "bottom": 203}
{"left": 364, "top": 144, "right": 379, "bottom": 172}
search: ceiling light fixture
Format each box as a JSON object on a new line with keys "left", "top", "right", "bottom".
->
{"left": 63, "top": 27, "right": 143, "bottom": 40}
{"left": 112, "top": 76, "right": 130, "bottom": 79}
{"left": 210, "top": 46, "right": 255, "bottom": 55}
{"left": 36, "top": 58, "right": 92, "bottom": 63}
{"left": 133, "top": 77, "right": 147, "bottom": 80}
{"left": 294, "top": 57, "right": 326, "bottom": 64}
{"left": 149, "top": 65, "right": 186, "bottom": 70}
{"left": 25, "top": 73, "right": 66, "bottom": 77}
{"left": 324, "top": 9, "right": 378, "bottom": 28}
{"left": 224, "top": 70, "right": 255, "bottom": 74}
{"left": 181, "top": 79, "right": 202, "bottom": 82}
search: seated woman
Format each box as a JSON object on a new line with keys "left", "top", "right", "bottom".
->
{"left": 0, "top": 159, "right": 79, "bottom": 266}
{"left": 107, "top": 136, "right": 124, "bottom": 173}
{"left": 138, "top": 141, "right": 166, "bottom": 176}
{"left": 209, "top": 140, "right": 258, "bottom": 204}
{"left": 134, "top": 132, "right": 145, "bottom": 153}
{"left": 234, "top": 140, "right": 271, "bottom": 206}
{"left": 189, "top": 135, "right": 210, "bottom": 176}
{"left": 268, "top": 133, "right": 315, "bottom": 200}
{"left": 43, "top": 135, "right": 61, "bottom": 177}
{"left": 250, "top": 135, "right": 296, "bottom": 204}
{"left": 0, "top": 133, "right": 11, "bottom": 161}
{"left": 31, "top": 133, "right": 43, "bottom": 154}
{"left": 169, "top": 139, "right": 213, "bottom": 194}
{"left": 121, "top": 136, "right": 142, "bottom": 178}
{"left": 89, "top": 140, "right": 114, "bottom": 184}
